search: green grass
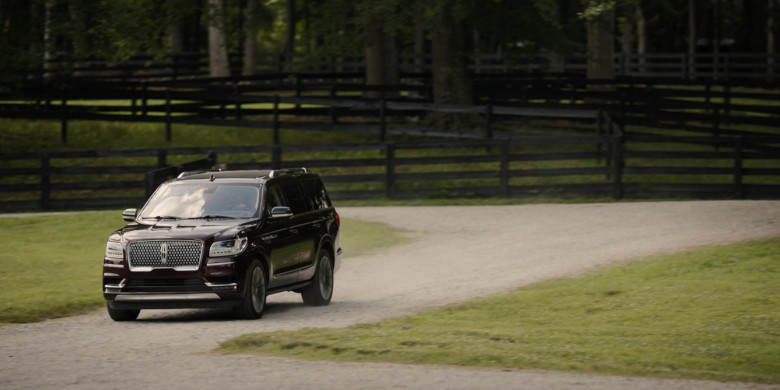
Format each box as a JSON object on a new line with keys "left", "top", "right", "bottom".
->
{"left": 0, "top": 211, "right": 408, "bottom": 324}
{"left": 219, "top": 239, "right": 780, "bottom": 384}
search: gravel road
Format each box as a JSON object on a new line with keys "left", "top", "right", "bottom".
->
{"left": 1, "top": 201, "right": 779, "bottom": 390}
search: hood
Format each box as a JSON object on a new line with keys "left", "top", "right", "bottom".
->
{"left": 117, "top": 219, "right": 255, "bottom": 243}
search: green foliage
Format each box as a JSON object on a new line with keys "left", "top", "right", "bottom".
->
{"left": 220, "top": 239, "right": 780, "bottom": 384}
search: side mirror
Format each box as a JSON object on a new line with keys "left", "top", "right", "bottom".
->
{"left": 122, "top": 208, "right": 137, "bottom": 222}
{"left": 270, "top": 206, "right": 293, "bottom": 219}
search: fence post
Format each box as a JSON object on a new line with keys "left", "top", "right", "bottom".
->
{"left": 500, "top": 142, "right": 510, "bottom": 197}
{"left": 40, "top": 153, "right": 50, "bottom": 210}
{"left": 724, "top": 81, "right": 731, "bottom": 126}
{"left": 234, "top": 82, "right": 242, "bottom": 120}
{"left": 273, "top": 95, "right": 280, "bottom": 145}
{"left": 294, "top": 74, "right": 301, "bottom": 110}
{"left": 157, "top": 149, "right": 167, "bottom": 168}
{"left": 385, "top": 144, "right": 395, "bottom": 199}
{"left": 611, "top": 135, "right": 624, "bottom": 200}
{"left": 141, "top": 82, "right": 148, "bottom": 116}
{"left": 271, "top": 145, "right": 282, "bottom": 170}
{"left": 165, "top": 89, "right": 172, "bottom": 141}
{"left": 220, "top": 81, "right": 227, "bottom": 119}
{"left": 485, "top": 102, "right": 493, "bottom": 139}
{"left": 733, "top": 136, "right": 744, "bottom": 199}
{"left": 172, "top": 54, "right": 179, "bottom": 80}
{"left": 379, "top": 99, "right": 387, "bottom": 142}
{"left": 145, "top": 170, "right": 158, "bottom": 199}
{"left": 330, "top": 85, "right": 338, "bottom": 124}
{"left": 60, "top": 88, "right": 67, "bottom": 143}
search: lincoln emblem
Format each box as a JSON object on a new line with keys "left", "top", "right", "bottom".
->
{"left": 160, "top": 243, "right": 168, "bottom": 264}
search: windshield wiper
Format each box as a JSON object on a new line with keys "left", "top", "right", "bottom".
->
{"left": 142, "top": 215, "right": 181, "bottom": 220}
{"left": 185, "top": 215, "right": 236, "bottom": 220}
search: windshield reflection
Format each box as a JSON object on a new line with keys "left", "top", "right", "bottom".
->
{"left": 140, "top": 182, "right": 261, "bottom": 220}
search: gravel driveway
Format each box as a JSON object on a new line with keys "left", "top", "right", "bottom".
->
{"left": 1, "top": 201, "right": 779, "bottom": 390}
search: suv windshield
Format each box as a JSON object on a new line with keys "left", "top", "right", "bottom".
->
{"left": 139, "top": 182, "right": 262, "bottom": 220}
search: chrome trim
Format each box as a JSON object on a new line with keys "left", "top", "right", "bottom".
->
{"left": 204, "top": 282, "right": 238, "bottom": 290}
{"left": 128, "top": 265, "right": 200, "bottom": 272}
{"left": 103, "top": 264, "right": 124, "bottom": 269}
{"left": 115, "top": 293, "right": 220, "bottom": 302}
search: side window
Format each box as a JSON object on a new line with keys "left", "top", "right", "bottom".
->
{"left": 281, "top": 181, "right": 310, "bottom": 214}
{"left": 265, "top": 184, "right": 287, "bottom": 216}
{"left": 301, "top": 178, "right": 331, "bottom": 210}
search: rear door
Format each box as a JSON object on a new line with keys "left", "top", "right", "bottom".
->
{"left": 262, "top": 182, "right": 300, "bottom": 287}
{"left": 280, "top": 180, "right": 320, "bottom": 272}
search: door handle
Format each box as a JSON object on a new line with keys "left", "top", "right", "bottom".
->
{"left": 290, "top": 229, "right": 298, "bottom": 234}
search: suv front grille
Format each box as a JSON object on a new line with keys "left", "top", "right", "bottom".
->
{"left": 128, "top": 240, "right": 203, "bottom": 270}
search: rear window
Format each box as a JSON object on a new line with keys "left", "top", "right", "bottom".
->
{"left": 300, "top": 178, "right": 332, "bottom": 210}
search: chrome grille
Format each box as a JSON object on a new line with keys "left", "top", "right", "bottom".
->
{"left": 128, "top": 240, "right": 203, "bottom": 270}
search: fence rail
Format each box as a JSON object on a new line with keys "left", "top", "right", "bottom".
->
{"left": 1, "top": 135, "right": 779, "bottom": 211}
{"left": 35, "top": 52, "right": 780, "bottom": 81}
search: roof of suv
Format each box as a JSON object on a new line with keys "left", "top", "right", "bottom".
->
{"left": 175, "top": 168, "right": 310, "bottom": 182}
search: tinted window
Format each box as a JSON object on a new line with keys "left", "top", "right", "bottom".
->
{"left": 281, "top": 181, "right": 309, "bottom": 214}
{"left": 300, "top": 178, "right": 331, "bottom": 210}
{"left": 265, "top": 184, "right": 287, "bottom": 216}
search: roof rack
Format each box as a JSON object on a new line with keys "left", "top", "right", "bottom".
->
{"left": 269, "top": 167, "right": 308, "bottom": 178}
{"left": 177, "top": 170, "right": 210, "bottom": 179}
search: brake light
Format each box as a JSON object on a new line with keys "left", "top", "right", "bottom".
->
{"left": 334, "top": 212, "right": 340, "bottom": 228}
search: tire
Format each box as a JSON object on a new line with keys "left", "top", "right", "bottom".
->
{"left": 301, "top": 251, "right": 334, "bottom": 306}
{"left": 106, "top": 302, "right": 140, "bottom": 321}
{"left": 234, "top": 260, "right": 267, "bottom": 319}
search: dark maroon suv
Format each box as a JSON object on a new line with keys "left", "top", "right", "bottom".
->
{"left": 103, "top": 168, "right": 341, "bottom": 321}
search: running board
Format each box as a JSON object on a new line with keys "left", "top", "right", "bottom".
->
{"left": 267, "top": 281, "right": 311, "bottom": 295}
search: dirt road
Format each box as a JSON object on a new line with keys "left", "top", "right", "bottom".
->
{"left": 1, "top": 201, "right": 778, "bottom": 389}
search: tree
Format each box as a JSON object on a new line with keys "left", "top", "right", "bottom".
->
{"left": 429, "top": 0, "right": 473, "bottom": 106}
{"left": 207, "top": 0, "right": 231, "bottom": 77}
{"left": 582, "top": 0, "right": 616, "bottom": 82}
{"left": 242, "top": 0, "right": 259, "bottom": 75}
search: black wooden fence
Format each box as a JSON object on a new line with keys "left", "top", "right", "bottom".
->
{"left": 3, "top": 74, "right": 778, "bottom": 146}
{"left": 39, "top": 52, "right": 780, "bottom": 81}
{"left": 2, "top": 135, "right": 778, "bottom": 212}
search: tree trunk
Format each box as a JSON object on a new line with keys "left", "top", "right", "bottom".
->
{"left": 586, "top": 6, "right": 615, "bottom": 83}
{"left": 414, "top": 1, "right": 426, "bottom": 73}
{"left": 242, "top": 0, "right": 258, "bottom": 76}
{"left": 208, "top": 0, "right": 231, "bottom": 77}
{"left": 689, "top": 0, "right": 696, "bottom": 78}
{"left": 364, "top": 18, "right": 399, "bottom": 99}
{"left": 427, "top": 2, "right": 474, "bottom": 128}
{"left": 168, "top": 23, "right": 184, "bottom": 53}
{"left": 770, "top": 0, "right": 777, "bottom": 80}
{"left": 44, "top": 0, "right": 54, "bottom": 78}
{"left": 431, "top": 6, "right": 472, "bottom": 105}
{"left": 620, "top": 10, "right": 634, "bottom": 76}
{"left": 285, "top": 0, "right": 296, "bottom": 68}
{"left": 635, "top": 0, "right": 646, "bottom": 72}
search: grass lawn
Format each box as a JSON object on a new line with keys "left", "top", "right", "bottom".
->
{"left": 0, "top": 211, "right": 408, "bottom": 324}
{"left": 219, "top": 239, "right": 780, "bottom": 384}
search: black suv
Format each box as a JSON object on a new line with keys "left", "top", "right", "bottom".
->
{"left": 103, "top": 168, "right": 341, "bottom": 321}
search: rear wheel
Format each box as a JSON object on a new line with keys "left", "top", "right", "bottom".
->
{"left": 301, "top": 251, "right": 333, "bottom": 306}
{"left": 106, "top": 303, "right": 140, "bottom": 321}
{"left": 235, "top": 260, "right": 267, "bottom": 319}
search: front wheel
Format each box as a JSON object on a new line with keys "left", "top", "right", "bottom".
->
{"left": 234, "top": 260, "right": 267, "bottom": 319}
{"left": 106, "top": 303, "right": 140, "bottom": 321}
{"left": 301, "top": 251, "right": 334, "bottom": 306}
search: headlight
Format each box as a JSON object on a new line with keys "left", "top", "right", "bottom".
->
{"left": 105, "top": 241, "right": 124, "bottom": 260}
{"left": 209, "top": 237, "right": 248, "bottom": 257}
